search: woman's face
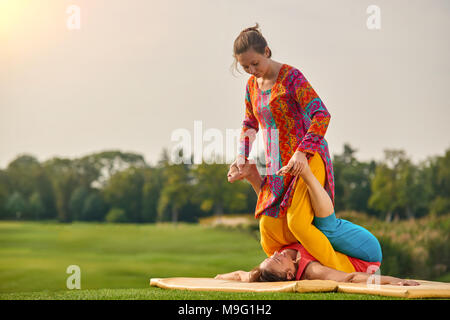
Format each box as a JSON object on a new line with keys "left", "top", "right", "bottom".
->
{"left": 259, "top": 250, "right": 298, "bottom": 280}
{"left": 236, "top": 47, "right": 271, "bottom": 78}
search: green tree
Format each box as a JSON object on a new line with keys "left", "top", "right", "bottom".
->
{"left": 69, "top": 186, "right": 90, "bottom": 221}
{"left": 28, "top": 192, "right": 45, "bottom": 220}
{"left": 0, "top": 170, "right": 11, "bottom": 219}
{"left": 333, "top": 144, "right": 375, "bottom": 214}
{"left": 141, "top": 167, "right": 163, "bottom": 222}
{"left": 78, "top": 150, "right": 148, "bottom": 189}
{"left": 427, "top": 149, "right": 450, "bottom": 215}
{"left": 102, "top": 167, "right": 145, "bottom": 222}
{"left": 42, "top": 158, "right": 80, "bottom": 222}
{"left": 369, "top": 149, "right": 425, "bottom": 220}
{"left": 368, "top": 162, "right": 396, "bottom": 221}
{"left": 191, "top": 160, "right": 247, "bottom": 217}
{"left": 157, "top": 148, "right": 192, "bottom": 224}
{"left": 6, "top": 154, "right": 56, "bottom": 219}
{"left": 5, "top": 192, "right": 28, "bottom": 220}
{"left": 6, "top": 155, "right": 40, "bottom": 200}
{"left": 396, "top": 158, "right": 427, "bottom": 219}
{"left": 82, "top": 191, "right": 108, "bottom": 221}
{"left": 105, "top": 207, "right": 128, "bottom": 223}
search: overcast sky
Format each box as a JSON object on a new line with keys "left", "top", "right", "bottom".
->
{"left": 1, "top": 0, "right": 449, "bottom": 169}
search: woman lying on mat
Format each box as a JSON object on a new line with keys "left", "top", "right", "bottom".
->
{"left": 218, "top": 157, "right": 419, "bottom": 285}
{"left": 214, "top": 242, "right": 418, "bottom": 285}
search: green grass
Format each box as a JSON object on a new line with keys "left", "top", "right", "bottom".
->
{"left": 435, "top": 273, "right": 450, "bottom": 282}
{"left": 0, "top": 221, "right": 418, "bottom": 300}
{"left": 0, "top": 287, "right": 406, "bottom": 300}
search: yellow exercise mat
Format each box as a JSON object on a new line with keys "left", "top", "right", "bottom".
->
{"left": 149, "top": 277, "right": 450, "bottom": 298}
{"left": 337, "top": 279, "right": 450, "bottom": 298}
{"left": 150, "top": 277, "right": 337, "bottom": 293}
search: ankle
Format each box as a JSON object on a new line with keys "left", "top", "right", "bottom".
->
{"left": 299, "top": 166, "right": 313, "bottom": 183}
{"left": 246, "top": 169, "right": 262, "bottom": 184}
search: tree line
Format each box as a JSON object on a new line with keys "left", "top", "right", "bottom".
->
{"left": 0, "top": 144, "right": 448, "bottom": 223}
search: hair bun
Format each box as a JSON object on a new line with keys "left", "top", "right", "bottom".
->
{"left": 242, "top": 24, "right": 260, "bottom": 34}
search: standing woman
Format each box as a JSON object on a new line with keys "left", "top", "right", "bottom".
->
{"left": 231, "top": 23, "right": 356, "bottom": 273}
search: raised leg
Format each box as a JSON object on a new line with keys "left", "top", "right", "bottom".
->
{"left": 286, "top": 152, "right": 355, "bottom": 273}
{"left": 298, "top": 159, "right": 334, "bottom": 218}
{"left": 298, "top": 154, "right": 382, "bottom": 262}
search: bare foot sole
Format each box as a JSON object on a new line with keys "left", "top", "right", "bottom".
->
{"left": 227, "top": 164, "right": 243, "bottom": 183}
{"left": 227, "top": 162, "right": 258, "bottom": 183}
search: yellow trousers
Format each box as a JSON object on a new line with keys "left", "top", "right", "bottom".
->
{"left": 259, "top": 152, "right": 356, "bottom": 273}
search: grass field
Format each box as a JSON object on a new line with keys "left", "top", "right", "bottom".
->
{"left": 0, "top": 221, "right": 427, "bottom": 300}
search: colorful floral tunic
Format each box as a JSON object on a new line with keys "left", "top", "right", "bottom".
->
{"left": 238, "top": 63, "right": 335, "bottom": 219}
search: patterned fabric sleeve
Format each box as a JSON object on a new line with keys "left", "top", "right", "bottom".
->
{"left": 290, "top": 69, "right": 331, "bottom": 160}
{"left": 238, "top": 82, "right": 259, "bottom": 159}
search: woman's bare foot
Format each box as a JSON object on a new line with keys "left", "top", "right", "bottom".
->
{"left": 227, "top": 161, "right": 259, "bottom": 183}
{"left": 298, "top": 159, "right": 314, "bottom": 183}
{"left": 227, "top": 163, "right": 243, "bottom": 183}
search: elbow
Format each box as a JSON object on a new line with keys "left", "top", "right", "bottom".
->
{"left": 319, "top": 108, "right": 331, "bottom": 121}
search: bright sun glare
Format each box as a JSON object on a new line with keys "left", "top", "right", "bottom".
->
{"left": 0, "top": 0, "right": 23, "bottom": 33}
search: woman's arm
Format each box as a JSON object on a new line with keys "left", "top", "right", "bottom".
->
{"left": 290, "top": 69, "right": 330, "bottom": 160}
{"left": 214, "top": 270, "right": 250, "bottom": 282}
{"left": 345, "top": 273, "right": 420, "bottom": 286}
{"left": 305, "top": 261, "right": 420, "bottom": 286}
{"left": 238, "top": 82, "right": 259, "bottom": 160}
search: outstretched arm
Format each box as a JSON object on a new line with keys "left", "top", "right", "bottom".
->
{"left": 305, "top": 261, "right": 420, "bottom": 286}
{"left": 214, "top": 270, "right": 250, "bottom": 282}
{"left": 238, "top": 82, "right": 259, "bottom": 160}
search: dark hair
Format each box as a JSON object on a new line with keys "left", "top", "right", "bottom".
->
{"left": 230, "top": 23, "right": 272, "bottom": 76}
{"left": 249, "top": 266, "right": 287, "bottom": 282}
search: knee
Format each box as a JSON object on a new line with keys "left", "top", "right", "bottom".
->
{"left": 287, "top": 214, "right": 312, "bottom": 241}
{"left": 260, "top": 238, "right": 275, "bottom": 257}
{"left": 369, "top": 237, "right": 383, "bottom": 262}
{"left": 260, "top": 231, "right": 283, "bottom": 257}
{"left": 313, "top": 214, "right": 338, "bottom": 235}
{"left": 259, "top": 217, "right": 280, "bottom": 257}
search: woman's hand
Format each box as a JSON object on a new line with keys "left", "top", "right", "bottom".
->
{"left": 228, "top": 155, "right": 259, "bottom": 182}
{"left": 391, "top": 279, "right": 420, "bottom": 286}
{"left": 214, "top": 271, "right": 250, "bottom": 282}
{"left": 234, "top": 154, "right": 247, "bottom": 173}
{"left": 276, "top": 151, "right": 308, "bottom": 176}
{"left": 227, "top": 163, "right": 243, "bottom": 183}
{"left": 227, "top": 158, "right": 259, "bottom": 183}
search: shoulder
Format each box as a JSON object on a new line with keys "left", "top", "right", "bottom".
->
{"left": 285, "top": 65, "right": 306, "bottom": 83}
{"left": 293, "top": 243, "right": 319, "bottom": 280}
{"left": 304, "top": 261, "right": 332, "bottom": 280}
{"left": 282, "top": 65, "right": 308, "bottom": 92}
{"left": 303, "top": 261, "right": 323, "bottom": 279}
{"left": 283, "top": 64, "right": 301, "bottom": 77}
